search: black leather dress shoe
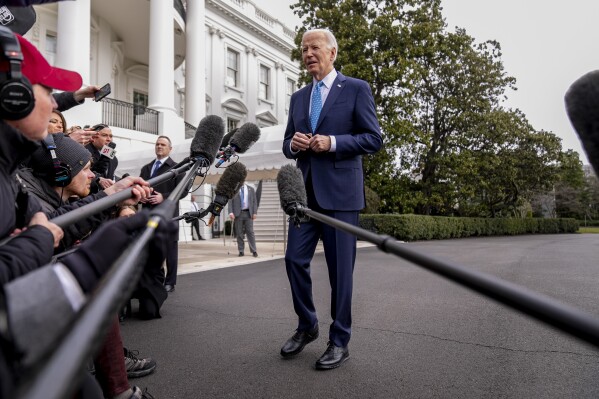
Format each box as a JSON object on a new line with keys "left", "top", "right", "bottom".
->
{"left": 280, "top": 326, "right": 319, "bottom": 358}
{"left": 164, "top": 284, "right": 175, "bottom": 293}
{"left": 239, "top": 252, "right": 244, "bottom": 257}
{"left": 315, "top": 342, "right": 349, "bottom": 370}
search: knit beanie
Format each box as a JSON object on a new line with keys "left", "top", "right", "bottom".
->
{"left": 28, "top": 133, "right": 92, "bottom": 185}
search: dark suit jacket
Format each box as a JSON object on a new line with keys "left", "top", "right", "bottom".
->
{"left": 282, "top": 72, "right": 382, "bottom": 211}
{"left": 140, "top": 157, "right": 186, "bottom": 216}
{"left": 85, "top": 143, "right": 118, "bottom": 180}
{"left": 228, "top": 184, "right": 258, "bottom": 217}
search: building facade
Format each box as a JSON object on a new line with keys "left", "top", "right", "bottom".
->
{"left": 28, "top": 0, "right": 300, "bottom": 240}
{"left": 28, "top": 0, "right": 300, "bottom": 153}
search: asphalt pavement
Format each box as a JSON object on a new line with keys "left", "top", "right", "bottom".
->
{"left": 121, "top": 234, "right": 599, "bottom": 398}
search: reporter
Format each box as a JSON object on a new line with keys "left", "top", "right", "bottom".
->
{"left": 19, "top": 133, "right": 151, "bottom": 252}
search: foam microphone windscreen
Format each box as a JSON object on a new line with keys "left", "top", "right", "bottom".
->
{"left": 220, "top": 128, "right": 237, "bottom": 149}
{"left": 190, "top": 115, "right": 225, "bottom": 163}
{"left": 230, "top": 122, "right": 261, "bottom": 153}
{"left": 565, "top": 70, "right": 599, "bottom": 174}
{"left": 215, "top": 162, "right": 247, "bottom": 200}
{"left": 277, "top": 164, "right": 307, "bottom": 213}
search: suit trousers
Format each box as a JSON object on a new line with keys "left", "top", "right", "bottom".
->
{"left": 165, "top": 225, "right": 179, "bottom": 286}
{"left": 190, "top": 219, "right": 202, "bottom": 239}
{"left": 284, "top": 177, "right": 358, "bottom": 348}
{"left": 235, "top": 210, "right": 257, "bottom": 254}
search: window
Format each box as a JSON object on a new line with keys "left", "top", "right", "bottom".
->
{"left": 45, "top": 32, "right": 57, "bottom": 66}
{"left": 133, "top": 91, "right": 148, "bottom": 107}
{"left": 259, "top": 65, "right": 270, "bottom": 100}
{"left": 227, "top": 117, "right": 238, "bottom": 133}
{"left": 226, "top": 49, "right": 239, "bottom": 87}
{"left": 286, "top": 78, "right": 296, "bottom": 108}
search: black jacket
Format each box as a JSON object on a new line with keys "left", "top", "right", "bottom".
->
{"left": 0, "top": 121, "right": 54, "bottom": 284}
{"left": 54, "top": 91, "right": 82, "bottom": 113}
{"left": 86, "top": 143, "right": 118, "bottom": 181}
{"left": 17, "top": 167, "right": 112, "bottom": 253}
{"left": 139, "top": 157, "right": 186, "bottom": 216}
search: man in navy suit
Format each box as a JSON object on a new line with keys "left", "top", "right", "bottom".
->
{"left": 140, "top": 136, "right": 185, "bottom": 293}
{"left": 280, "top": 28, "right": 382, "bottom": 369}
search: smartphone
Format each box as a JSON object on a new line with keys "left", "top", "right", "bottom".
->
{"left": 94, "top": 83, "right": 111, "bottom": 102}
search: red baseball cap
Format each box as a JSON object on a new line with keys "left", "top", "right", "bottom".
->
{"left": 15, "top": 33, "right": 82, "bottom": 92}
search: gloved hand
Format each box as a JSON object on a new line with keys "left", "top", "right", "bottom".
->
{"left": 60, "top": 211, "right": 150, "bottom": 293}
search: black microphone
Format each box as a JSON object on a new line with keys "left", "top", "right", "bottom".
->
{"left": 190, "top": 115, "right": 225, "bottom": 165}
{"left": 215, "top": 122, "right": 261, "bottom": 167}
{"left": 565, "top": 70, "right": 599, "bottom": 174}
{"left": 208, "top": 162, "right": 247, "bottom": 225}
{"left": 276, "top": 164, "right": 309, "bottom": 226}
{"left": 92, "top": 142, "right": 116, "bottom": 177}
{"left": 220, "top": 128, "right": 237, "bottom": 149}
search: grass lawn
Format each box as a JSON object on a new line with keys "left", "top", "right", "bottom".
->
{"left": 578, "top": 227, "right": 599, "bottom": 234}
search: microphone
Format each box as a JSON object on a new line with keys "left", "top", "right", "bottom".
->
{"left": 276, "top": 164, "right": 309, "bottom": 226}
{"left": 215, "top": 122, "right": 261, "bottom": 167}
{"left": 92, "top": 142, "right": 116, "bottom": 177}
{"left": 208, "top": 162, "right": 247, "bottom": 226}
{"left": 220, "top": 128, "right": 237, "bottom": 149}
{"left": 190, "top": 115, "right": 225, "bottom": 165}
{"left": 565, "top": 70, "right": 599, "bottom": 174}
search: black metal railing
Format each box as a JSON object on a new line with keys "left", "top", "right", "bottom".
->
{"left": 184, "top": 121, "right": 196, "bottom": 139}
{"left": 174, "top": 0, "right": 186, "bottom": 22}
{"left": 101, "top": 98, "right": 159, "bottom": 135}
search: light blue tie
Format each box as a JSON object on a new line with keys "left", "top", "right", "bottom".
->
{"left": 310, "top": 81, "right": 324, "bottom": 132}
{"left": 150, "top": 160, "right": 161, "bottom": 178}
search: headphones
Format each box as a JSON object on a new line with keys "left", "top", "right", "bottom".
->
{"left": 0, "top": 26, "right": 34, "bottom": 120}
{"left": 42, "top": 134, "right": 72, "bottom": 187}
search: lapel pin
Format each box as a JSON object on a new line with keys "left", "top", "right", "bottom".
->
{"left": 337, "top": 84, "right": 341, "bottom": 88}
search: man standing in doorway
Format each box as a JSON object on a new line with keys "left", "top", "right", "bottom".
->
{"left": 140, "top": 136, "right": 185, "bottom": 293}
{"left": 228, "top": 181, "right": 258, "bottom": 257}
{"left": 280, "top": 28, "right": 382, "bottom": 370}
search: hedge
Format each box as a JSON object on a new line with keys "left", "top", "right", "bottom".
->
{"left": 359, "top": 214, "right": 579, "bottom": 242}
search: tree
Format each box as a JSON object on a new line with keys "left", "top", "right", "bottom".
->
{"left": 554, "top": 150, "right": 586, "bottom": 218}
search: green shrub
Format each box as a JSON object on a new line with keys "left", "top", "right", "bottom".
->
{"left": 359, "top": 214, "right": 579, "bottom": 241}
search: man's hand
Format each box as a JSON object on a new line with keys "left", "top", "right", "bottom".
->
{"left": 73, "top": 85, "right": 101, "bottom": 102}
{"left": 98, "top": 177, "right": 114, "bottom": 189}
{"left": 104, "top": 176, "right": 152, "bottom": 205}
{"left": 252, "top": 214, "right": 257, "bottom": 220}
{"left": 66, "top": 127, "right": 94, "bottom": 146}
{"left": 229, "top": 213, "right": 235, "bottom": 220}
{"left": 309, "top": 134, "right": 331, "bottom": 153}
{"left": 142, "top": 191, "right": 164, "bottom": 205}
{"left": 291, "top": 132, "right": 312, "bottom": 152}
{"left": 29, "top": 212, "right": 64, "bottom": 248}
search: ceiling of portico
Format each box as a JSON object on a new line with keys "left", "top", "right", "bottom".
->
{"left": 90, "top": 0, "right": 185, "bottom": 68}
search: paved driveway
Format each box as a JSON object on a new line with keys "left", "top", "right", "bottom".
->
{"left": 121, "top": 234, "right": 599, "bottom": 398}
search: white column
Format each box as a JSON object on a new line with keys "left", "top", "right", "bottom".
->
{"left": 148, "top": 0, "right": 175, "bottom": 112}
{"left": 210, "top": 28, "right": 224, "bottom": 117}
{"left": 184, "top": 0, "right": 206, "bottom": 126}
{"left": 148, "top": 0, "right": 183, "bottom": 140}
{"left": 246, "top": 47, "right": 257, "bottom": 124}
{"left": 56, "top": 0, "right": 91, "bottom": 83}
